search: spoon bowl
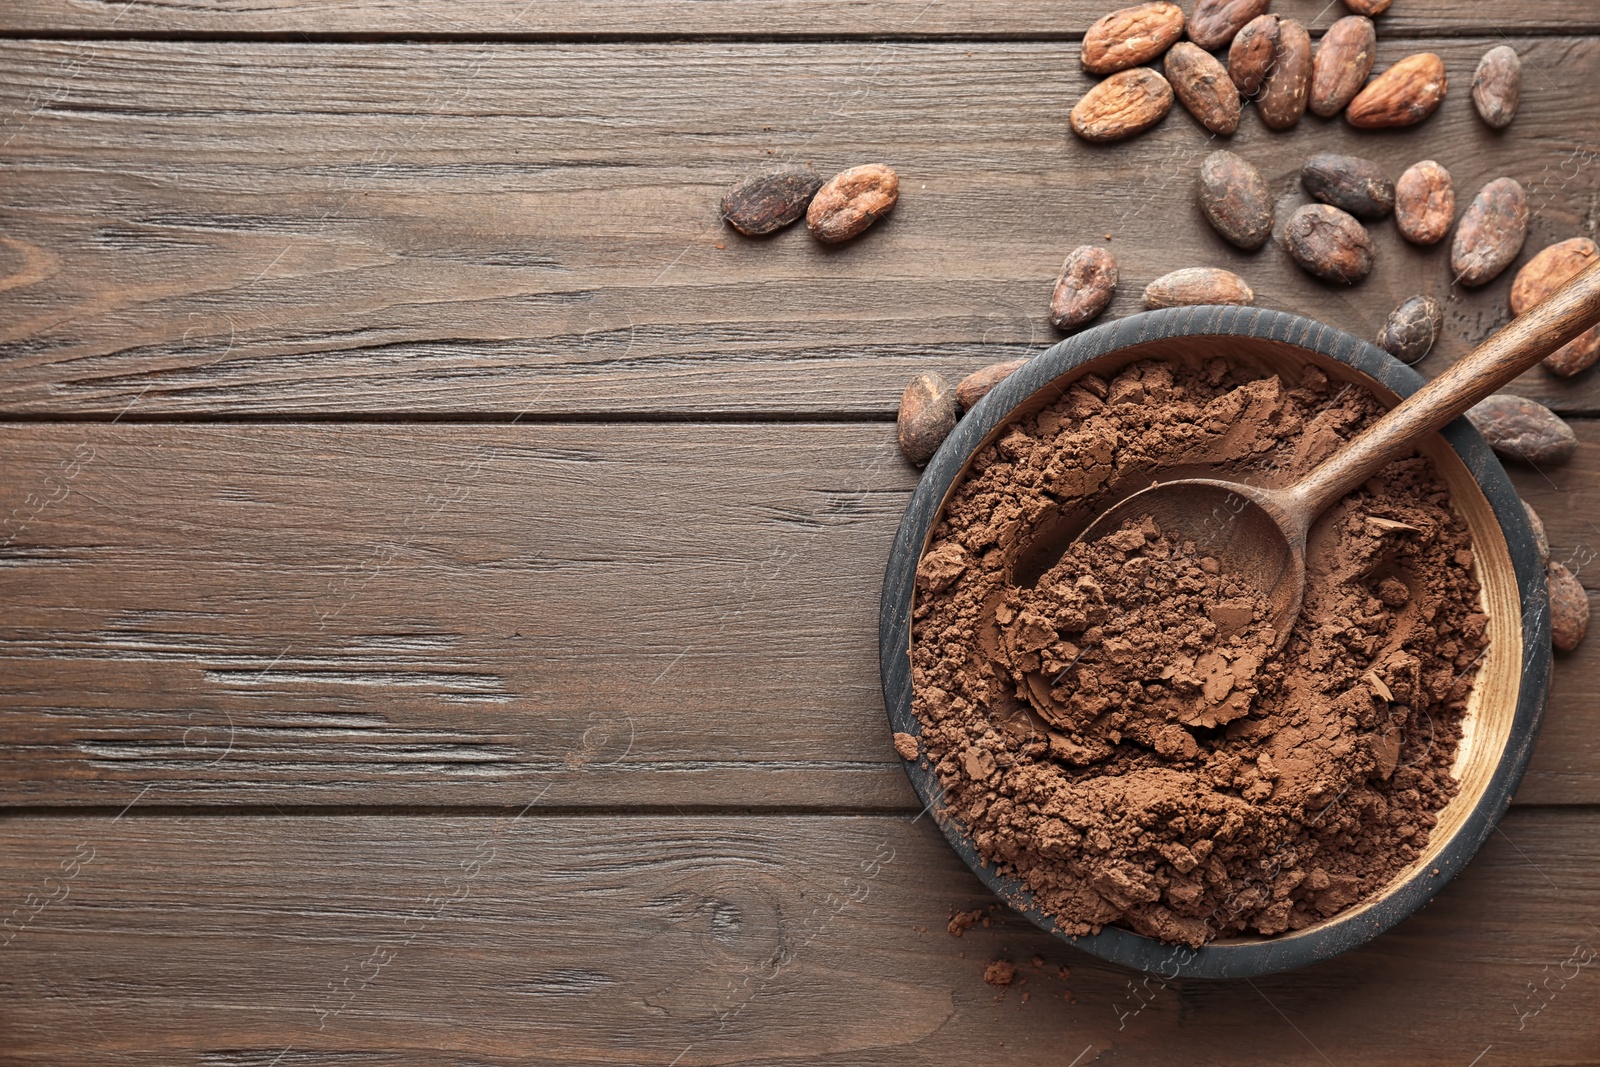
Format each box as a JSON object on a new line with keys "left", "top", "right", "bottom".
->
{"left": 1077, "top": 477, "right": 1304, "bottom": 647}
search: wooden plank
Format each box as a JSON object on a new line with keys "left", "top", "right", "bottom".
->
{"left": 3, "top": 0, "right": 1598, "bottom": 38}
{"left": 3, "top": 38, "right": 1600, "bottom": 418}
{"left": 0, "top": 808, "right": 1596, "bottom": 1063}
{"left": 1, "top": 421, "right": 1595, "bottom": 809}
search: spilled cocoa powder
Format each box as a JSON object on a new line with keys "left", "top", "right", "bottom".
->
{"left": 911, "top": 358, "right": 1487, "bottom": 945}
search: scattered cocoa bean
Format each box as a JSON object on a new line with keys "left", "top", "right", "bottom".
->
{"left": 1228, "top": 14, "right": 1280, "bottom": 97}
{"left": 1394, "top": 160, "right": 1456, "bottom": 246}
{"left": 1510, "top": 238, "right": 1600, "bottom": 377}
{"left": 1198, "top": 150, "right": 1273, "bottom": 251}
{"left": 1081, "top": 1, "right": 1187, "bottom": 75}
{"left": 1282, "top": 204, "right": 1375, "bottom": 284}
{"left": 1165, "top": 42, "right": 1241, "bottom": 136}
{"left": 1472, "top": 45, "right": 1522, "bottom": 129}
{"left": 1346, "top": 53, "right": 1448, "bottom": 128}
{"left": 1342, "top": 0, "right": 1391, "bottom": 14}
{"left": 806, "top": 164, "right": 899, "bottom": 243}
{"left": 956, "top": 359, "right": 1029, "bottom": 411}
{"left": 1301, "top": 153, "right": 1395, "bottom": 220}
{"left": 1523, "top": 499, "right": 1549, "bottom": 563}
{"left": 1051, "top": 245, "right": 1119, "bottom": 330}
{"left": 1467, "top": 394, "right": 1578, "bottom": 465}
{"left": 1310, "top": 16, "right": 1376, "bottom": 118}
{"left": 1376, "top": 295, "right": 1444, "bottom": 365}
{"left": 1143, "top": 267, "right": 1255, "bottom": 308}
{"left": 1258, "top": 18, "right": 1312, "bottom": 130}
{"left": 720, "top": 167, "right": 824, "bottom": 236}
{"left": 898, "top": 373, "right": 958, "bottom": 467}
{"left": 1548, "top": 561, "right": 1590, "bottom": 652}
{"left": 1451, "top": 177, "right": 1528, "bottom": 287}
{"left": 1070, "top": 68, "right": 1175, "bottom": 142}
{"left": 1188, "top": 0, "right": 1268, "bottom": 51}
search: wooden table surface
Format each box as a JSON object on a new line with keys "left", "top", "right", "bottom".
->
{"left": 3, "top": 2, "right": 1598, "bottom": 1063}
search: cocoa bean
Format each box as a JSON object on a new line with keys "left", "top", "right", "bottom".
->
{"left": 721, "top": 167, "right": 824, "bottom": 236}
{"left": 1198, "top": 150, "right": 1273, "bottom": 251}
{"left": 1394, "top": 160, "right": 1456, "bottom": 246}
{"left": 1081, "top": 2, "right": 1187, "bottom": 75}
{"left": 1282, "top": 204, "right": 1375, "bottom": 284}
{"left": 1228, "top": 14, "right": 1280, "bottom": 97}
{"left": 1467, "top": 394, "right": 1578, "bottom": 465}
{"left": 806, "top": 164, "right": 899, "bottom": 243}
{"left": 1188, "top": 0, "right": 1268, "bottom": 51}
{"left": 1301, "top": 153, "right": 1394, "bottom": 220}
{"left": 956, "top": 359, "right": 1029, "bottom": 411}
{"left": 1346, "top": 53, "right": 1447, "bottom": 128}
{"left": 1142, "top": 267, "right": 1254, "bottom": 308}
{"left": 897, "top": 373, "right": 958, "bottom": 467}
{"left": 1523, "top": 499, "right": 1549, "bottom": 563}
{"left": 1376, "top": 295, "right": 1443, "bottom": 365}
{"left": 1548, "top": 561, "right": 1590, "bottom": 653}
{"left": 1070, "top": 68, "right": 1175, "bottom": 142}
{"left": 1510, "top": 238, "right": 1600, "bottom": 377}
{"left": 1342, "top": 0, "right": 1391, "bottom": 13}
{"left": 1050, "top": 246, "right": 1119, "bottom": 330}
{"left": 1472, "top": 45, "right": 1522, "bottom": 129}
{"left": 1310, "top": 16, "right": 1376, "bottom": 117}
{"left": 1451, "top": 177, "right": 1528, "bottom": 287}
{"left": 1165, "top": 42, "right": 1242, "bottom": 136}
{"left": 1258, "top": 18, "right": 1312, "bottom": 130}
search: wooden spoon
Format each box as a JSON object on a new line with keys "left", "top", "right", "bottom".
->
{"left": 1079, "top": 257, "right": 1600, "bottom": 649}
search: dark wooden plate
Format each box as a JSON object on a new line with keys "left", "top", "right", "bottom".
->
{"left": 880, "top": 305, "right": 1552, "bottom": 979}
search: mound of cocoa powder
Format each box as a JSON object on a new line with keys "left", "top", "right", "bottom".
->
{"left": 910, "top": 358, "right": 1487, "bottom": 945}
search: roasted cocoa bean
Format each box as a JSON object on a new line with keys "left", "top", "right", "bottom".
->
{"left": 1510, "top": 237, "right": 1600, "bottom": 377}
{"left": 1394, "top": 160, "right": 1456, "bottom": 246}
{"left": 1342, "top": 0, "right": 1391, "bottom": 13}
{"left": 1548, "top": 561, "right": 1590, "bottom": 653}
{"left": 1467, "top": 394, "right": 1578, "bottom": 465}
{"left": 1188, "top": 0, "right": 1268, "bottom": 51}
{"left": 1228, "top": 14, "right": 1280, "bottom": 97}
{"left": 898, "top": 373, "right": 958, "bottom": 467}
{"left": 1050, "top": 246, "right": 1119, "bottom": 330}
{"left": 1376, "top": 295, "right": 1443, "bottom": 365}
{"left": 1071, "top": 68, "right": 1175, "bottom": 142}
{"left": 956, "top": 359, "right": 1029, "bottom": 410}
{"left": 1081, "top": 2, "right": 1187, "bottom": 75}
{"left": 1142, "top": 267, "right": 1255, "bottom": 308}
{"left": 1451, "top": 177, "right": 1528, "bottom": 287}
{"left": 1346, "top": 53, "right": 1447, "bottom": 128}
{"left": 1258, "top": 18, "right": 1312, "bottom": 130}
{"left": 721, "top": 167, "right": 825, "bottom": 236}
{"left": 1282, "top": 204, "right": 1375, "bottom": 284}
{"left": 1472, "top": 45, "right": 1522, "bottom": 129}
{"left": 1166, "top": 42, "right": 1242, "bottom": 136}
{"left": 806, "top": 164, "right": 899, "bottom": 243}
{"left": 1310, "top": 16, "right": 1376, "bottom": 117}
{"left": 1301, "top": 153, "right": 1395, "bottom": 220}
{"left": 1198, "top": 150, "right": 1273, "bottom": 250}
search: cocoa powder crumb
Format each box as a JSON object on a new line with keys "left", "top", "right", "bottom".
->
{"left": 948, "top": 908, "right": 986, "bottom": 936}
{"left": 893, "top": 731, "right": 921, "bottom": 760}
{"left": 911, "top": 359, "right": 1486, "bottom": 945}
{"left": 983, "top": 959, "right": 1017, "bottom": 986}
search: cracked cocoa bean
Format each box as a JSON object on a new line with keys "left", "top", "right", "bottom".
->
{"left": 1050, "top": 246, "right": 1119, "bottom": 330}
{"left": 1376, "top": 295, "right": 1443, "bottom": 365}
{"left": 806, "top": 164, "right": 899, "bottom": 243}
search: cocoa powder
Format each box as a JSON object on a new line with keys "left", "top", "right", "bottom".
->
{"left": 911, "top": 359, "right": 1486, "bottom": 945}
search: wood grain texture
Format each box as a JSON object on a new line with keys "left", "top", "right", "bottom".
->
{"left": 1, "top": 808, "right": 1596, "bottom": 1064}
{"left": 2, "top": 421, "right": 1594, "bottom": 808}
{"left": 3, "top": 0, "right": 1599, "bottom": 38}
{"left": 4, "top": 38, "right": 1600, "bottom": 418}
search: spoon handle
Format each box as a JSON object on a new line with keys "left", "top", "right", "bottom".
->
{"left": 1286, "top": 255, "right": 1600, "bottom": 524}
